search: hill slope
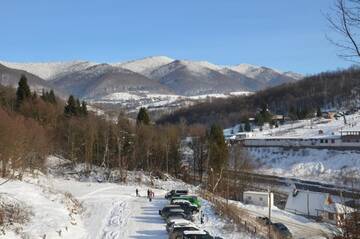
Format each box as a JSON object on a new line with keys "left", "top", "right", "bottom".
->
{"left": 51, "top": 64, "right": 172, "bottom": 99}
{"left": 158, "top": 67, "right": 360, "bottom": 127}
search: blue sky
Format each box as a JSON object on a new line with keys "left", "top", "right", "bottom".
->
{"left": 0, "top": 0, "right": 352, "bottom": 74}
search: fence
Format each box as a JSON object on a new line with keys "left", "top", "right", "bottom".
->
{"left": 200, "top": 190, "right": 269, "bottom": 239}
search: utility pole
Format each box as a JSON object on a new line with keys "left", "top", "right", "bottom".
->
{"left": 307, "top": 190, "right": 310, "bottom": 217}
{"left": 268, "top": 187, "right": 272, "bottom": 239}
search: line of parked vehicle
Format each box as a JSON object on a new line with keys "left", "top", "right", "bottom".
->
{"left": 159, "top": 189, "right": 223, "bottom": 239}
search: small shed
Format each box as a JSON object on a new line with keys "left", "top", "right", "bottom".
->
{"left": 243, "top": 191, "right": 274, "bottom": 207}
{"left": 317, "top": 203, "right": 355, "bottom": 225}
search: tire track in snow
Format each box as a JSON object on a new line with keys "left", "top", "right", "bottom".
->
{"left": 102, "top": 201, "right": 131, "bottom": 239}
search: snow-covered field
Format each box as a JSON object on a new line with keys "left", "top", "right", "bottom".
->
{"left": 248, "top": 147, "right": 360, "bottom": 185}
{"left": 0, "top": 157, "right": 254, "bottom": 239}
{"left": 225, "top": 112, "right": 360, "bottom": 140}
{"left": 224, "top": 112, "right": 360, "bottom": 185}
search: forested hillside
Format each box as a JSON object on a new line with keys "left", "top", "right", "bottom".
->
{"left": 0, "top": 76, "right": 185, "bottom": 179}
{"left": 158, "top": 67, "right": 360, "bottom": 127}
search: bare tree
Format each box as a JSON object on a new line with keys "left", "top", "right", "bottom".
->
{"left": 327, "top": 0, "right": 360, "bottom": 61}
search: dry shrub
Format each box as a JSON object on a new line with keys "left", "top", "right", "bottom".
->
{"left": 0, "top": 194, "right": 31, "bottom": 227}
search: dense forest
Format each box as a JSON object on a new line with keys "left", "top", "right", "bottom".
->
{"left": 0, "top": 75, "right": 234, "bottom": 185}
{"left": 0, "top": 76, "right": 184, "bottom": 180}
{"left": 158, "top": 67, "right": 360, "bottom": 127}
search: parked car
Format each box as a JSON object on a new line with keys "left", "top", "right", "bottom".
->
{"left": 169, "top": 224, "right": 199, "bottom": 239}
{"left": 159, "top": 205, "right": 182, "bottom": 217}
{"left": 181, "top": 230, "right": 211, "bottom": 239}
{"left": 171, "top": 195, "right": 201, "bottom": 208}
{"left": 172, "top": 199, "right": 199, "bottom": 213}
{"left": 256, "top": 216, "right": 272, "bottom": 226}
{"left": 165, "top": 189, "right": 189, "bottom": 199}
{"left": 166, "top": 219, "right": 195, "bottom": 233}
{"left": 165, "top": 209, "right": 193, "bottom": 223}
{"left": 271, "top": 223, "right": 292, "bottom": 239}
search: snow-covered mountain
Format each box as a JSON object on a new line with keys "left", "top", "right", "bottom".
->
{"left": 229, "top": 63, "right": 302, "bottom": 87}
{"left": 0, "top": 56, "right": 302, "bottom": 101}
{"left": 0, "top": 63, "right": 67, "bottom": 97}
{"left": 0, "top": 61, "right": 95, "bottom": 81}
{"left": 116, "top": 56, "right": 174, "bottom": 78}
{"left": 51, "top": 63, "right": 172, "bottom": 99}
{"left": 148, "top": 60, "right": 250, "bottom": 95}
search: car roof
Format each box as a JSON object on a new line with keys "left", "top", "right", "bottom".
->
{"left": 183, "top": 230, "right": 207, "bottom": 235}
{"left": 169, "top": 208, "right": 185, "bottom": 212}
{"left": 172, "top": 199, "right": 191, "bottom": 204}
{"left": 169, "top": 218, "right": 191, "bottom": 224}
{"left": 164, "top": 204, "right": 181, "bottom": 208}
{"left": 174, "top": 224, "right": 199, "bottom": 229}
{"left": 171, "top": 221, "right": 195, "bottom": 227}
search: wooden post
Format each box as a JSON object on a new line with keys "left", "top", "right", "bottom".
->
{"left": 268, "top": 187, "right": 272, "bottom": 239}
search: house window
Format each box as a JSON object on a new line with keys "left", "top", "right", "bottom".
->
{"left": 325, "top": 139, "right": 328, "bottom": 143}
{"left": 331, "top": 139, "right": 335, "bottom": 143}
{"left": 259, "top": 197, "right": 263, "bottom": 201}
{"left": 320, "top": 139, "right": 324, "bottom": 143}
{"left": 247, "top": 196, "right": 252, "bottom": 200}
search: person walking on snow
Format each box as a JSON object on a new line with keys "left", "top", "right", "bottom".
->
{"left": 136, "top": 188, "right": 139, "bottom": 197}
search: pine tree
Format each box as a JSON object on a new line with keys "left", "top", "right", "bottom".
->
{"left": 32, "top": 91, "right": 38, "bottom": 100}
{"left": 208, "top": 124, "right": 228, "bottom": 174}
{"left": 80, "top": 101, "right": 88, "bottom": 116}
{"left": 244, "top": 119, "right": 251, "bottom": 132}
{"left": 136, "top": 107, "right": 150, "bottom": 125}
{"left": 316, "top": 106, "right": 322, "bottom": 117}
{"left": 49, "top": 90, "right": 56, "bottom": 104}
{"left": 16, "top": 75, "right": 31, "bottom": 107}
{"left": 64, "top": 95, "right": 77, "bottom": 116}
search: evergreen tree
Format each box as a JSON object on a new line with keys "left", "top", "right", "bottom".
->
{"left": 64, "top": 95, "right": 77, "bottom": 116}
{"left": 32, "top": 91, "right": 38, "bottom": 100}
{"left": 208, "top": 124, "right": 228, "bottom": 174}
{"left": 16, "top": 75, "right": 31, "bottom": 107}
{"left": 255, "top": 113, "right": 264, "bottom": 126}
{"left": 316, "top": 106, "right": 322, "bottom": 117}
{"left": 136, "top": 107, "right": 150, "bottom": 125}
{"left": 76, "top": 99, "right": 81, "bottom": 114}
{"left": 80, "top": 101, "right": 88, "bottom": 116}
{"left": 49, "top": 90, "right": 56, "bottom": 104}
{"left": 244, "top": 119, "right": 251, "bottom": 132}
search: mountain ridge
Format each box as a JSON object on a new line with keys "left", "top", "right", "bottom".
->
{"left": 0, "top": 56, "right": 303, "bottom": 100}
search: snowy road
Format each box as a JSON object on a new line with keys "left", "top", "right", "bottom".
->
{"left": 50, "top": 179, "right": 168, "bottom": 239}
{"left": 122, "top": 197, "right": 167, "bottom": 239}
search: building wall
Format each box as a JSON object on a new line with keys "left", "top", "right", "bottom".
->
{"left": 243, "top": 137, "right": 360, "bottom": 148}
{"left": 243, "top": 192, "right": 274, "bottom": 207}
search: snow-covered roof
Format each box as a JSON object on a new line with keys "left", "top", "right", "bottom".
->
{"left": 285, "top": 190, "right": 342, "bottom": 216}
{"left": 173, "top": 224, "right": 199, "bottom": 229}
{"left": 323, "top": 203, "right": 356, "bottom": 214}
{"left": 168, "top": 218, "right": 192, "bottom": 224}
{"left": 172, "top": 199, "right": 191, "bottom": 204}
{"left": 183, "top": 230, "right": 207, "bottom": 235}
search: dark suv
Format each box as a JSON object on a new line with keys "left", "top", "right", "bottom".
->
{"left": 165, "top": 209, "right": 193, "bottom": 222}
{"left": 172, "top": 199, "right": 199, "bottom": 213}
{"left": 159, "top": 204, "right": 181, "bottom": 217}
{"left": 165, "top": 189, "right": 189, "bottom": 199}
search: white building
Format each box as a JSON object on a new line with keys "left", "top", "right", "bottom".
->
{"left": 243, "top": 191, "right": 274, "bottom": 207}
{"left": 285, "top": 189, "right": 354, "bottom": 225}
